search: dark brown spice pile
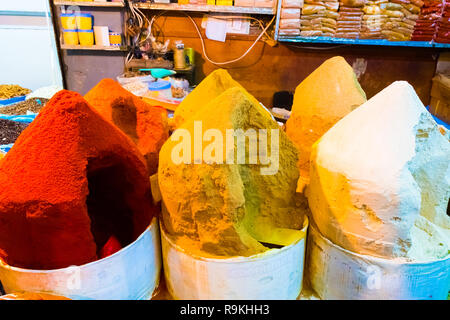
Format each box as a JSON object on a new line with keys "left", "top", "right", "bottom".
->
{"left": 0, "top": 119, "right": 28, "bottom": 144}
{"left": 0, "top": 98, "right": 48, "bottom": 115}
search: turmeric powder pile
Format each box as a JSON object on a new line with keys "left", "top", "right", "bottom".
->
{"left": 159, "top": 84, "right": 304, "bottom": 258}
{"left": 285, "top": 56, "right": 367, "bottom": 192}
{"left": 173, "top": 69, "right": 268, "bottom": 128}
{"left": 85, "top": 79, "right": 169, "bottom": 175}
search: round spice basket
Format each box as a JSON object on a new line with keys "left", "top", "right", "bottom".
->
{"left": 161, "top": 216, "right": 309, "bottom": 300}
{"left": 307, "top": 225, "right": 450, "bottom": 300}
{"left": 0, "top": 217, "right": 161, "bottom": 300}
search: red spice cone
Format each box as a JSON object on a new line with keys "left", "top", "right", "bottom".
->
{"left": 85, "top": 79, "right": 169, "bottom": 175}
{"left": 0, "top": 90, "right": 157, "bottom": 270}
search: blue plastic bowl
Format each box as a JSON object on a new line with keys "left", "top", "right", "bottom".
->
{"left": 0, "top": 95, "right": 26, "bottom": 106}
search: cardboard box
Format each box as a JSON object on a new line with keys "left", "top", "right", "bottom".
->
{"left": 429, "top": 74, "right": 450, "bottom": 124}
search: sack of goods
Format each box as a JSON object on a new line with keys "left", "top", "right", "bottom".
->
{"left": 300, "top": 0, "right": 340, "bottom": 37}
{"left": 279, "top": 0, "right": 303, "bottom": 36}
{"left": 434, "top": 0, "right": 450, "bottom": 43}
{"left": 380, "top": 0, "right": 421, "bottom": 41}
{"left": 412, "top": 0, "right": 441, "bottom": 41}
{"left": 336, "top": 0, "right": 367, "bottom": 39}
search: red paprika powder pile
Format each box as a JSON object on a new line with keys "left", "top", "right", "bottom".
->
{"left": 0, "top": 90, "right": 157, "bottom": 270}
{"left": 85, "top": 79, "right": 169, "bottom": 175}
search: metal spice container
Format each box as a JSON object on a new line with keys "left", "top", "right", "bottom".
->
{"left": 173, "top": 41, "right": 186, "bottom": 70}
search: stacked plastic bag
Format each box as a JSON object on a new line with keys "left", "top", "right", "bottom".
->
{"left": 300, "top": 0, "right": 340, "bottom": 37}
{"left": 279, "top": 0, "right": 303, "bottom": 36}
{"left": 361, "top": 0, "right": 388, "bottom": 38}
{"left": 336, "top": 0, "right": 366, "bottom": 38}
{"left": 380, "top": 1, "right": 420, "bottom": 40}
{"left": 412, "top": 0, "right": 442, "bottom": 41}
{"left": 435, "top": 0, "right": 450, "bottom": 42}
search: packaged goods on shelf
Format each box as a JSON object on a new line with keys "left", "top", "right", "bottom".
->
{"left": 282, "top": 0, "right": 304, "bottom": 7}
{"left": 78, "top": 29, "right": 94, "bottom": 46}
{"left": 361, "top": 1, "right": 388, "bottom": 39}
{"left": 412, "top": 0, "right": 441, "bottom": 41}
{"left": 380, "top": 1, "right": 419, "bottom": 41}
{"left": 234, "top": 0, "right": 255, "bottom": 6}
{"left": 434, "top": 0, "right": 450, "bottom": 43}
{"left": 63, "top": 29, "right": 79, "bottom": 45}
{"left": 60, "top": 13, "right": 77, "bottom": 30}
{"left": 254, "top": 0, "right": 275, "bottom": 7}
{"left": 336, "top": 0, "right": 366, "bottom": 39}
{"left": 281, "top": 8, "right": 302, "bottom": 18}
{"left": 76, "top": 13, "right": 93, "bottom": 30}
{"left": 94, "top": 26, "right": 110, "bottom": 46}
{"left": 279, "top": 28, "right": 302, "bottom": 35}
{"left": 216, "top": 0, "right": 233, "bottom": 5}
{"left": 109, "top": 32, "right": 121, "bottom": 46}
{"left": 300, "top": 1, "right": 340, "bottom": 37}
{"left": 280, "top": 18, "right": 302, "bottom": 28}
{"left": 279, "top": 1, "right": 303, "bottom": 35}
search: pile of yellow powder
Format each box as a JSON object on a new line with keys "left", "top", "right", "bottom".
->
{"left": 159, "top": 84, "right": 304, "bottom": 258}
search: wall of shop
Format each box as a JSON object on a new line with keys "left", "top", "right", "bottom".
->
{"left": 58, "top": 7, "right": 125, "bottom": 94}
{"left": 61, "top": 12, "right": 439, "bottom": 106}
{"left": 0, "top": 0, "right": 63, "bottom": 90}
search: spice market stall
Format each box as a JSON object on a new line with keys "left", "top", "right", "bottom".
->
{"left": 0, "top": 0, "right": 448, "bottom": 303}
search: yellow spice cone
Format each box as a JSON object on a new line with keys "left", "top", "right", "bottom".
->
{"left": 174, "top": 69, "right": 270, "bottom": 128}
{"left": 159, "top": 87, "right": 304, "bottom": 258}
{"left": 286, "top": 56, "right": 366, "bottom": 192}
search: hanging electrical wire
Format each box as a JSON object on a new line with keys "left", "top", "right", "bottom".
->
{"left": 147, "top": 11, "right": 276, "bottom": 66}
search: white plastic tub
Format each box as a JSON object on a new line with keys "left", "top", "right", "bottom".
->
{"left": 161, "top": 217, "right": 309, "bottom": 300}
{"left": 307, "top": 225, "right": 450, "bottom": 300}
{"left": 0, "top": 217, "right": 161, "bottom": 300}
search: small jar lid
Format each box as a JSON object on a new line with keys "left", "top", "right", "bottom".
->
{"left": 148, "top": 80, "right": 171, "bottom": 91}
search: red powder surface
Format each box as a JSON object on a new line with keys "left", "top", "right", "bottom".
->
{"left": 85, "top": 79, "right": 169, "bottom": 175}
{"left": 0, "top": 90, "right": 157, "bottom": 270}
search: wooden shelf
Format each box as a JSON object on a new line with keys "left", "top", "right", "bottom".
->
{"left": 278, "top": 36, "right": 450, "bottom": 48}
{"left": 60, "top": 44, "right": 128, "bottom": 51}
{"left": 53, "top": 1, "right": 125, "bottom": 7}
{"left": 53, "top": 1, "right": 276, "bottom": 14}
{"left": 135, "top": 3, "right": 275, "bottom": 15}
